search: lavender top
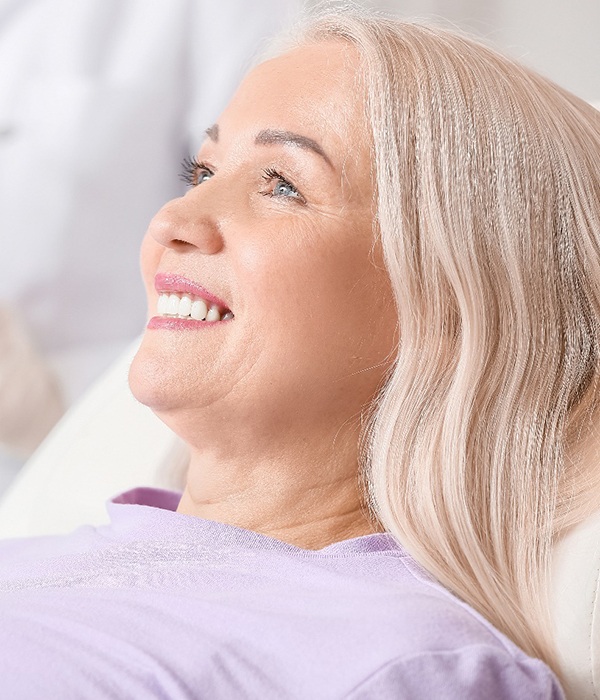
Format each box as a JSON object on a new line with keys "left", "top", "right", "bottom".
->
{"left": 0, "top": 487, "right": 564, "bottom": 699}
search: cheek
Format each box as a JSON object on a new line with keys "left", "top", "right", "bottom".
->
{"left": 321, "top": 243, "right": 396, "bottom": 367}
{"left": 245, "top": 224, "right": 396, "bottom": 385}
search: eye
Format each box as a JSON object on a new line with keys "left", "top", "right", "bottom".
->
{"left": 179, "top": 156, "right": 214, "bottom": 188}
{"left": 261, "top": 168, "right": 305, "bottom": 204}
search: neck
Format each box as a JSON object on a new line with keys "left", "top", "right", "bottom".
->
{"left": 176, "top": 441, "right": 381, "bottom": 550}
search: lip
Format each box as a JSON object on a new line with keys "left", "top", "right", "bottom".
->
{"left": 147, "top": 316, "right": 227, "bottom": 331}
{"left": 154, "top": 273, "right": 231, "bottom": 312}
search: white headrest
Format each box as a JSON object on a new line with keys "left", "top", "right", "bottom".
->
{"left": 0, "top": 338, "right": 187, "bottom": 538}
{"left": 552, "top": 511, "right": 600, "bottom": 699}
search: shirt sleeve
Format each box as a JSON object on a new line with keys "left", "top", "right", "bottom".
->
{"left": 345, "top": 645, "right": 565, "bottom": 700}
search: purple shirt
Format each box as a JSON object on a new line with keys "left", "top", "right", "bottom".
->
{"left": 0, "top": 487, "right": 564, "bottom": 699}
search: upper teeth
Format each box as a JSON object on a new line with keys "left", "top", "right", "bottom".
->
{"left": 157, "top": 293, "right": 232, "bottom": 321}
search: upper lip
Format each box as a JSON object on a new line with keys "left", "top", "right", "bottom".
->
{"left": 154, "top": 273, "right": 231, "bottom": 312}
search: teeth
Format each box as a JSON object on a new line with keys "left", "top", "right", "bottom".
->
{"left": 157, "top": 294, "right": 168, "bottom": 315}
{"left": 167, "top": 294, "right": 180, "bottom": 315}
{"left": 156, "top": 292, "right": 232, "bottom": 321}
{"left": 178, "top": 295, "right": 192, "bottom": 317}
{"left": 190, "top": 299, "right": 208, "bottom": 320}
{"left": 206, "top": 305, "right": 221, "bottom": 322}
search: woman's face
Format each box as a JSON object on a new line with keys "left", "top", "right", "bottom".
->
{"left": 129, "top": 41, "right": 397, "bottom": 453}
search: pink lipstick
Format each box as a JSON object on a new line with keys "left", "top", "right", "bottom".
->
{"left": 154, "top": 273, "right": 231, "bottom": 312}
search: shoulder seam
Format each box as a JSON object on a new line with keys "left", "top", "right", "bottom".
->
{"left": 342, "top": 644, "right": 554, "bottom": 699}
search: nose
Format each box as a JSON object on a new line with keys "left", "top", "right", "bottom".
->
{"left": 147, "top": 193, "right": 225, "bottom": 255}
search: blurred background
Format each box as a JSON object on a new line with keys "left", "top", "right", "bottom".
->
{"left": 1, "top": 0, "right": 599, "bottom": 495}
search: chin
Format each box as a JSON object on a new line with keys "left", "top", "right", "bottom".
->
{"left": 128, "top": 335, "right": 186, "bottom": 413}
{"left": 129, "top": 346, "right": 168, "bottom": 411}
{"left": 128, "top": 331, "right": 223, "bottom": 423}
{"left": 128, "top": 334, "right": 235, "bottom": 451}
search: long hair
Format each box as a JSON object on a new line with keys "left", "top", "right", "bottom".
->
{"left": 275, "top": 5, "right": 600, "bottom": 682}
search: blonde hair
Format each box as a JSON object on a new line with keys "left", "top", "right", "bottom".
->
{"left": 279, "top": 5, "right": 600, "bottom": 683}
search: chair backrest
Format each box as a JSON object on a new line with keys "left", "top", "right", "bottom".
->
{"left": 552, "top": 510, "right": 600, "bottom": 699}
{"left": 0, "top": 338, "right": 187, "bottom": 538}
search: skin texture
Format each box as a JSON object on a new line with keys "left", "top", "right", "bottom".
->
{"left": 129, "top": 41, "right": 398, "bottom": 549}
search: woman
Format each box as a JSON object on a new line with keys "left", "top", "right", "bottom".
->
{"left": 2, "top": 7, "right": 598, "bottom": 698}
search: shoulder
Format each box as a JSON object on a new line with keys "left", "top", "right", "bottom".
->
{"left": 339, "top": 553, "right": 565, "bottom": 699}
{"left": 344, "top": 644, "right": 565, "bottom": 700}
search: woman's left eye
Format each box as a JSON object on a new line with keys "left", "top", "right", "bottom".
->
{"left": 261, "top": 168, "right": 305, "bottom": 204}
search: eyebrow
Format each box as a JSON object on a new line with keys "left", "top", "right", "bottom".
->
{"left": 203, "top": 123, "right": 332, "bottom": 169}
{"left": 255, "top": 129, "right": 333, "bottom": 168}
{"left": 205, "top": 124, "right": 219, "bottom": 141}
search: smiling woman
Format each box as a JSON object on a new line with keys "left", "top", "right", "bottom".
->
{"left": 2, "top": 5, "right": 600, "bottom": 699}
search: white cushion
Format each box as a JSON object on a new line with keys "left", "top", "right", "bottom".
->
{"left": 0, "top": 338, "right": 187, "bottom": 538}
{"left": 552, "top": 511, "right": 600, "bottom": 700}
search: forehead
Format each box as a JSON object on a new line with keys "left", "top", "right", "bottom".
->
{"left": 217, "top": 41, "right": 367, "bottom": 166}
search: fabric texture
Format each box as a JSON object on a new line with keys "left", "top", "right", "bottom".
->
{"left": 0, "top": 487, "right": 565, "bottom": 699}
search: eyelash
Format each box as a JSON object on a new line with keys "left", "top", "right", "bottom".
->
{"left": 179, "top": 156, "right": 208, "bottom": 187}
{"left": 178, "top": 157, "right": 305, "bottom": 204}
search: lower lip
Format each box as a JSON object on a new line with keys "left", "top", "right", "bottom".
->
{"left": 147, "top": 316, "right": 230, "bottom": 330}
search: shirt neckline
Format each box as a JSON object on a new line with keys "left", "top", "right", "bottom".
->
{"left": 106, "top": 486, "right": 405, "bottom": 557}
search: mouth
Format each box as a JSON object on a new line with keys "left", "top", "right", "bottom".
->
{"left": 153, "top": 273, "right": 234, "bottom": 323}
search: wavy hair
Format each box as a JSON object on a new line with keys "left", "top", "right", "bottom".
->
{"left": 273, "top": 5, "right": 600, "bottom": 683}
